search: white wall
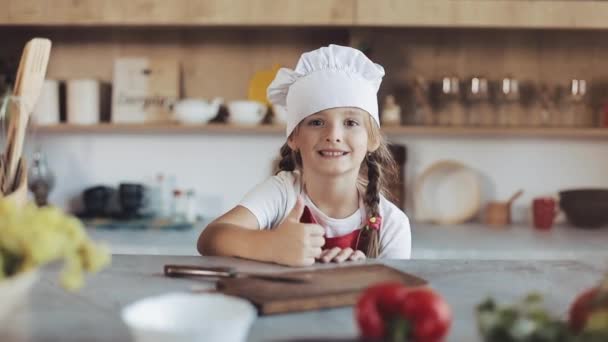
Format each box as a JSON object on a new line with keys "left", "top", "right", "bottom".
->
{"left": 31, "top": 132, "right": 608, "bottom": 223}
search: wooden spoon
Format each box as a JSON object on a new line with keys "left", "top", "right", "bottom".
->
{"left": 2, "top": 38, "right": 51, "bottom": 194}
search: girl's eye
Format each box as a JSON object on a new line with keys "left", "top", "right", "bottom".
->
{"left": 308, "top": 119, "right": 323, "bottom": 126}
{"left": 345, "top": 119, "right": 359, "bottom": 127}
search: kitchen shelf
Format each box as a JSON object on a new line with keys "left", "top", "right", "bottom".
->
{"left": 3, "top": 0, "right": 608, "bottom": 30}
{"left": 1, "top": 0, "right": 354, "bottom": 27}
{"left": 34, "top": 123, "right": 608, "bottom": 139}
{"left": 356, "top": 0, "right": 608, "bottom": 30}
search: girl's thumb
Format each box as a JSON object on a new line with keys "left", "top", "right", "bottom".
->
{"left": 288, "top": 196, "right": 305, "bottom": 219}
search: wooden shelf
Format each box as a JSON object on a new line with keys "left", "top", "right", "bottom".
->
{"left": 33, "top": 123, "right": 286, "bottom": 135}
{"left": 3, "top": 0, "right": 608, "bottom": 29}
{"left": 33, "top": 123, "right": 608, "bottom": 139}
{"left": 357, "top": 0, "right": 608, "bottom": 30}
{"left": 1, "top": 0, "right": 354, "bottom": 27}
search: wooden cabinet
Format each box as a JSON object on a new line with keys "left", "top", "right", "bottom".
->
{"left": 4, "top": 0, "right": 354, "bottom": 26}
{"left": 4, "top": 0, "right": 608, "bottom": 29}
{"left": 356, "top": 0, "right": 608, "bottom": 29}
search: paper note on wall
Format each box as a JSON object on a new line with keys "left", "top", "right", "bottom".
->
{"left": 112, "top": 58, "right": 179, "bottom": 123}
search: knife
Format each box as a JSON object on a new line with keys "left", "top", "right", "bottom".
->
{"left": 163, "top": 264, "right": 311, "bottom": 284}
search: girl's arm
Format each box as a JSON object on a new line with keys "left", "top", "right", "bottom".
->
{"left": 197, "top": 200, "right": 325, "bottom": 266}
{"left": 197, "top": 205, "right": 276, "bottom": 262}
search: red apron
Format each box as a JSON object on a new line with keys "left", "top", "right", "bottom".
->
{"left": 300, "top": 205, "right": 370, "bottom": 251}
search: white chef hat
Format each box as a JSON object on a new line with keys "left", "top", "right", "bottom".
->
{"left": 267, "top": 44, "right": 385, "bottom": 137}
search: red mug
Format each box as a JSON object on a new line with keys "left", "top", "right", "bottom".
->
{"left": 532, "top": 197, "right": 557, "bottom": 230}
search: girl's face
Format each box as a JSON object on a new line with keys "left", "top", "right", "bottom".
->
{"left": 288, "top": 107, "right": 378, "bottom": 178}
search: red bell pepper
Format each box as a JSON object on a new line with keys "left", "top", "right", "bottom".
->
{"left": 569, "top": 276, "right": 608, "bottom": 333}
{"left": 355, "top": 282, "right": 451, "bottom": 342}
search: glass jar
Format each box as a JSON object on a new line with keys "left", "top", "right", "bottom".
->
{"left": 381, "top": 94, "right": 401, "bottom": 126}
{"left": 527, "top": 84, "right": 555, "bottom": 127}
{"left": 558, "top": 79, "right": 590, "bottom": 127}
{"left": 436, "top": 77, "right": 464, "bottom": 126}
{"left": 466, "top": 77, "right": 492, "bottom": 127}
{"left": 410, "top": 77, "right": 433, "bottom": 126}
{"left": 496, "top": 78, "right": 520, "bottom": 127}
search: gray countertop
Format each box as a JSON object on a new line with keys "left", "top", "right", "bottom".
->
{"left": 85, "top": 221, "right": 608, "bottom": 260}
{"left": 1, "top": 255, "right": 605, "bottom": 342}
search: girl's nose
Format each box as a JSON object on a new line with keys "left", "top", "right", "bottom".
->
{"left": 325, "top": 124, "right": 343, "bottom": 143}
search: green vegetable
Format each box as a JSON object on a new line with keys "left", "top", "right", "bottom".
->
{"left": 477, "top": 293, "right": 608, "bottom": 342}
{"left": 0, "top": 199, "right": 110, "bottom": 290}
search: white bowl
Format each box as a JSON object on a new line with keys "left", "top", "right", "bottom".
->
{"left": 227, "top": 100, "right": 267, "bottom": 125}
{"left": 0, "top": 270, "right": 39, "bottom": 324}
{"left": 121, "top": 292, "right": 257, "bottom": 342}
{"left": 272, "top": 104, "right": 287, "bottom": 124}
{"left": 173, "top": 98, "right": 222, "bottom": 124}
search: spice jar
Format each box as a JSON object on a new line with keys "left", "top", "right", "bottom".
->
{"left": 436, "top": 77, "right": 464, "bottom": 126}
{"left": 381, "top": 95, "right": 402, "bottom": 126}
{"left": 411, "top": 77, "right": 433, "bottom": 126}
{"left": 558, "top": 79, "right": 590, "bottom": 127}
{"left": 496, "top": 78, "right": 520, "bottom": 127}
{"left": 527, "top": 84, "right": 555, "bottom": 127}
{"left": 466, "top": 77, "right": 492, "bottom": 126}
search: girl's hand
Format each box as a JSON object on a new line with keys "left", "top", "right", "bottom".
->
{"left": 318, "top": 247, "right": 366, "bottom": 263}
{"left": 271, "top": 197, "right": 325, "bottom": 267}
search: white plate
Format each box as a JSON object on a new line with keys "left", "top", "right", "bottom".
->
{"left": 121, "top": 292, "right": 257, "bottom": 342}
{"left": 415, "top": 160, "right": 481, "bottom": 225}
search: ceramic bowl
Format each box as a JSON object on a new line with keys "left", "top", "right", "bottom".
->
{"left": 227, "top": 100, "right": 267, "bottom": 125}
{"left": 173, "top": 98, "right": 222, "bottom": 124}
{"left": 559, "top": 189, "right": 608, "bottom": 228}
{"left": 272, "top": 104, "right": 287, "bottom": 125}
{"left": 121, "top": 292, "right": 257, "bottom": 342}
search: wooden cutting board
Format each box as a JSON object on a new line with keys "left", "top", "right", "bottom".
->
{"left": 216, "top": 264, "right": 427, "bottom": 315}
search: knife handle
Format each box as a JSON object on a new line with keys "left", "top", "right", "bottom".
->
{"left": 164, "top": 264, "right": 235, "bottom": 278}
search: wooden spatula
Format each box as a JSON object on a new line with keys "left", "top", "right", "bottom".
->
{"left": 2, "top": 38, "right": 51, "bottom": 194}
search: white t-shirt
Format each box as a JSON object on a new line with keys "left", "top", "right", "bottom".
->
{"left": 239, "top": 171, "right": 411, "bottom": 259}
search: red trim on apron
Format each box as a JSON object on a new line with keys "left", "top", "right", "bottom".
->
{"left": 300, "top": 206, "right": 370, "bottom": 251}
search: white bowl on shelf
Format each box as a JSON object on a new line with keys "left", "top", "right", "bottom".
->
{"left": 227, "top": 100, "right": 267, "bottom": 125}
{"left": 121, "top": 292, "right": 257, "bottom": 342}
{"left": 0, "top": 270, "right": 39, "bottom": 324}
{"left": 272, "top": 104, "right": 287, "bottom": 125}
{"left": 173, "top": 98, "right": 223, "bottom": 124}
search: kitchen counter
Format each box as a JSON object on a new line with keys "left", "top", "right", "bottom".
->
{"left": 0, "top": 255, "right": 604, "bottom": 341}
{"left": 85, "top": 221, "right": 608, "bottom": 260}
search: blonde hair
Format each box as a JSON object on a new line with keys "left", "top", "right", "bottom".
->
{"left": 275, "top": 115, "right": 397, "bottom": 258}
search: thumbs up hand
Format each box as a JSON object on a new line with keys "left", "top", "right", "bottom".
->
{"left": 270, "top": 197, "right": 325, "bottom": 267}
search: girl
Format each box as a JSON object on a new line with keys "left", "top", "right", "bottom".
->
{"left": 197, "top": 44, "right": 411, "bottom": 267}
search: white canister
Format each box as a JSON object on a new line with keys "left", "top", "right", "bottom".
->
{"left": 67, "top": 79, "right": 100, "bottom": 125}
{"left": 32, "top": 79, "right": 60, "bottom": 125}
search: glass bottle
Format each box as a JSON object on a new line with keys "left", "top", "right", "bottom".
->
{"left": 466, "top": 77, "right": 492, "bottom": 126}
{"left": 436, "top": 77, "right": 464, "bottom": 126}
{"left": 496, "top": 78, "right": 520, "bottom": 127}
{"left": 27, "top": 150, "right": 55, "bottom": 207}
{"left": 172, "top": 189, "right": 186, "bottom": 222}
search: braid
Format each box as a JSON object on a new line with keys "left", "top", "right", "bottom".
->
{"left": 361, "top": 152, "right": 381, "bottom": 258}
{"left": 276, "top": 142, "right": 302, "bottom": 174}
